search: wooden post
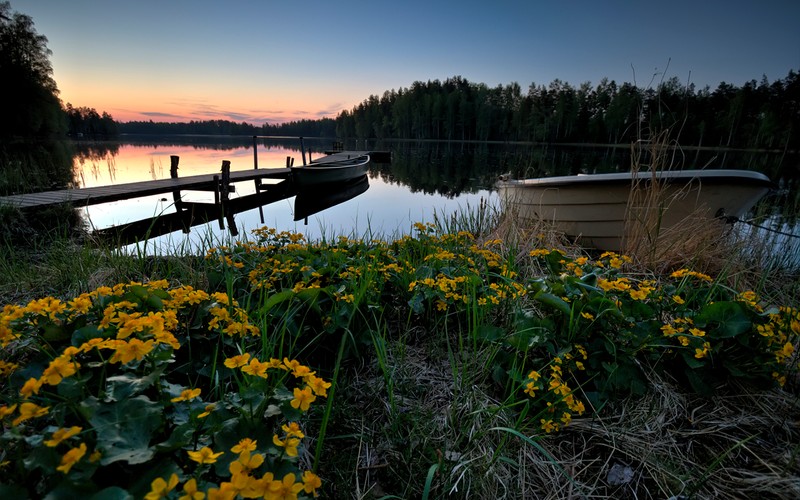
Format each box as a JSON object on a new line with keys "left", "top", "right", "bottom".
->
{"left": 170, "top": 155, "right": 179, "bottom": 178}
{"left": 213, "top": 174, "right": 223, "bottom": 229}
{"left": 219, "top": 161, "right": 233, "bottom": 231}
{"left": 169, "top": 155, "right": 183, "bottom": 209}
{"left": 252, "top": 136, "right": 258, "bottom": 169}
{"left": 220, "top": 160, "right": 231, "bottom": 202}
{"left": 300, "top": 137, "right": 307, "bottom": 166}
{"left": 253, "top": 136, "right": 265, "bottom": 224}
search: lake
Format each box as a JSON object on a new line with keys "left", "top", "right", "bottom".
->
{"left": 69, "top": 136, "right": 799, "bottom": 261}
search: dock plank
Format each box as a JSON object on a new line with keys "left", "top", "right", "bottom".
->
{"left": 0, "top": 168, "right": 291, "bottom": 210}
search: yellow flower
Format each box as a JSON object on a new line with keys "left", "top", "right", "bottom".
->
{"left": 282, "top": 422, "right": 305, "bottom": 439}
{"left": 291, "top": 386, "right": 316, "bottom": 411}
{"left": 241, "top": 358, "right": 269, "bottom": 378}
{"left": 229, "top": 450, "right": 265, "bottom": 475}
{"left": 19, "top": 377, "right": 43, "bottom": 398}
{"left": 187, "top": 446, "right": 224, "bottom": 464}
{"left": 629, "top": 288, "right": 649, "bottom": 301}
{"left": 540, "top": 419, "right": 558, "bottom": 433}
{"left": 0, "top": 404, "right": 17, "bottom": 420}
{"left": 12, "top": 402, "right": 49, "bottom": 426}
{"left": 223, "top": 353, "right": 251, "bottom": 369}
{"left": 56, "top": 442, "right": 87, "bottom": 474}
{"left": 273, "top": 434, "right": 301, "bottom": 457}
{"left": 672, "top": 295, "right": 685, "bottom": 305}
{"left": 689, "top": 327, "right": 706, "bottom": 337}
{"left": 270, "top": 473, "right": 304, "bottom": 499}
{"left": 44, "top": 426, "right": 82, "bottom": 447}
{"left": 306, "top": 375, "right": 332, "bottom": 397}
{"left": 302, "top": 470, "right": 322, "bottom": 495}
{"left": 283, "top": 358, "right": 313, "bottom": 378}
{"left": 580, "top": 312, "right": 594, "bottom": 320}
{"left": 171, "top": 388, "right": 202, "bottom": 403}
{"left": 206, "top": 483, "right": 236, "bottom": 500}
{"left": 231, "top": 437, "right": 258, "bottom": 454}
{"left": 0, "top": 360, "right": 19, "bottom": 376}
{"left": 42, "top": 355, "right": 80, "bottom": 385}
{"left": 694, "top": 341, "right": 711, "bottom": 359}
{"left": 198, "top": 404, "right": 215, "bottom": 419}
{"left": 145, "top": 473, "right": 179, "bottom": 500}
{"left": 178, "top": 478, "right": 205, "bottom": 500}
{"left": 109, "top": 338, "right": 155, "bottom": 364}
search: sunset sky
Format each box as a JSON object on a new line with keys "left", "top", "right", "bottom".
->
{"left": 14, "top": 0, "right": 800, "bottom": 125}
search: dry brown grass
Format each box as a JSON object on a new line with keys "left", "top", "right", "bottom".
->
{"left": 622, "top": 132, "right": 736, "bottom": 275}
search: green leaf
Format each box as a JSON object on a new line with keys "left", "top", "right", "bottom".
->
{"left": 104, "top": 367, "right": 164, "bottom": 401}
{"left": 89, "top": 487, "right": 134, "bottom": 500}
{"left": 57, "top": 372, "right": 92, "bottom": 400}
{"left": 84, "top": 395, "right": 162, "bottom": 465}
{"left": 154, "top": 422, "right": 196, "bottom": 452}
{"left": 474, "top": 324, "right": 505, "bottom": 342}
{"left": 533, "top": 292, "right": 571, "bottom": 316}
{"left": 145, "top": 293, "right": 164, "bottom": 311}
{"left": 697, "top": 301, "right": 751, "bottom": 338}
{"left": 43, "top": 323, "right": 69, "bottom": 342}
{"left": 408, "top": 293, "right": 425, "bottom": 315}
{"left": 260, "top": 290, "right": 295, "bottom": 314}
{"left": 71, "top": 325, "right": 109, "bottom": 346}
{"left": 681, "top": 351, "right": 706, "bottom": 369}
{"left": 685, "top": 368, "right": 714, "bottom": 396}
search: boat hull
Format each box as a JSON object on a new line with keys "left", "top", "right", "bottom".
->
{"left": 497, "top": 169, "right": 773, "bottom": 252}
{"left": 290, "top": 155, "right": 370, "bottom": 188}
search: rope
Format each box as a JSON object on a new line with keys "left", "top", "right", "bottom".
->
{"left": 733, "top": 217, "right": 800, "bottom": 239}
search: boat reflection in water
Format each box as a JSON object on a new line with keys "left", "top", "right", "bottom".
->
{"left": 93, "top": 175, "right": 371, "bottom": 246}
{"left": 293, "top": 174, "right": 369, "bottom": 222}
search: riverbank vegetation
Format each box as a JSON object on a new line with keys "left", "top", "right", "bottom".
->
{"left": 1, "top": 203, "right": 799, "bottom": 498}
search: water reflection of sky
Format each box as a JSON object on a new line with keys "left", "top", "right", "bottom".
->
{"left": 78, "top": 144, "right": 497, "bottom": 253}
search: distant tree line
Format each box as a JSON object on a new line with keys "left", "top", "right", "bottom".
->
{"left": 64, "top": 104, "right": 117, "bottom": 138}
{"left": 335, "top": 73, "right": 800, "bottom": 150}
{"left": 118, "top": 118, "right": 336, "bottom": 137}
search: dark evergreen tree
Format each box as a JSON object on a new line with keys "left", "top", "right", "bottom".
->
{"left": 0, "top": 1, "right": 66, "bottom": 138}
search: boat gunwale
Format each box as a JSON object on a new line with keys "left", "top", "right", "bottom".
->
{"left": 498, "top": 169, "right": 775, "bottom": 189}
{"left": 295, "top": 154, "right": 371, "bottom": 171}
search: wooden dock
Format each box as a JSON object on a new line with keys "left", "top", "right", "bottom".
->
{"left": 0, "top": 147, "right": 390, "bottom": 211}
{"left": 0, "top": 166, "right": 291, "bottom": 210}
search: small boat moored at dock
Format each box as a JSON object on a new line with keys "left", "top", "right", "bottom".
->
{"left": 497, "top": 169, "right": 775, "bottom": 252}
{"left": 290, "top": 153, "right": 371, "bottom": 189}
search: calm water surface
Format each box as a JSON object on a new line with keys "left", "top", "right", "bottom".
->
{"left": 75, "top": 138, "right": 496, "bottom": 251}
{"left": 71, "top": 137, "right": 799, "bottom": 260}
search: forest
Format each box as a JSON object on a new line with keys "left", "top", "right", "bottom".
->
{"left": 109, "top": 72, "right": 800, "bottom": 152}
{"left": 335, "top": 73, "right": 800, "bottom": 149}
{"left": 112, "top": 71, "right": 800, "bottom": 153}
{"left": 2, "top": 0, "right": 798, "bottom": 152}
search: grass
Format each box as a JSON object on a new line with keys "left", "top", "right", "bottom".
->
{"left": 1, "top": 187, "right": 799, "bottom": 498}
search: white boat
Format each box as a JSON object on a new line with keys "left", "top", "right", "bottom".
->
{"left": 497, "top": 169, "right": 774, "bottom": 252}
{"left": 290, "top": 153, "right": 370, "bottom": 188}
